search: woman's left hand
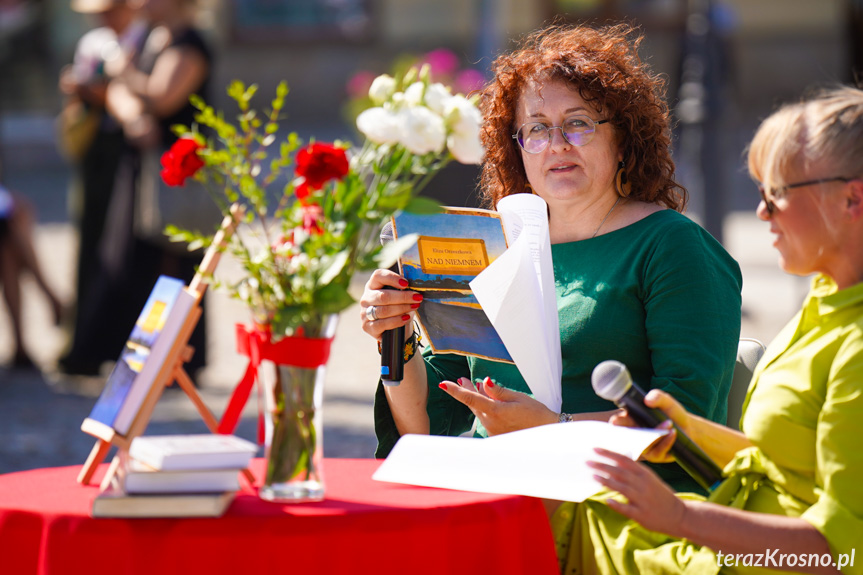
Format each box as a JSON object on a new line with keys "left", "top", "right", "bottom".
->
{"left": 438, "top": 377, "right": 558, "bottom": 435}
{"left": 587, "top": 447, "right": 688, "bottom": 537}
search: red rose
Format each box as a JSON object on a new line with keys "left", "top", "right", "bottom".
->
{"left": 160, "top": 138, "right": 205, "bottom": 186}
{"left": 294, "top": 143, "right": 349, "bottom": 190}
{"left": 294, "top": 181, "right": 312, "bottom": 204}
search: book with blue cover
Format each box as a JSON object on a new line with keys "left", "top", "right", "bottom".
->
{"left": 86, "top": 276, "right": 197, "bottom": 435}
{"left": 392, "top": 208, "right": 513, "bottom": 363}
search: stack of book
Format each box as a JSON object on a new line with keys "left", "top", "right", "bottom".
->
{"left": 91, "top": 434, "right": 258, "bottom": 518}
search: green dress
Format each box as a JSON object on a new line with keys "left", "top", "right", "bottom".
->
{"left": 375, "top": 210, "right": 742, "bottom": 493}
{"left": 552, "top": 274, "right": 863, "bottom": 574}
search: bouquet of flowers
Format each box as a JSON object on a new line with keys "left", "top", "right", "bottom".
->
{"left": 162, "top": 67, "right": 483, "bottom": 333}
{"left": 160, "top": 67, "right": 483, "bottom": 501}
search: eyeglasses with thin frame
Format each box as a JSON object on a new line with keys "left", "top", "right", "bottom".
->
{"left": 512, "top": 115, "right": 609, "bottom": 154}
{"left": 757, "top": 176, "right": 854, "bottom": 215}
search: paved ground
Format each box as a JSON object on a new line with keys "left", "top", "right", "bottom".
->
{"left": 0, "top": 179, "right": 810, "bottom": 476}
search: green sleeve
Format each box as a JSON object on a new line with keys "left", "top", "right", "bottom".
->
{"left": 640, "top": 222, "right": 742, "bottom": 494}
{"left": 801, "top": 331, "right": 863, "bottom": 572}
{"left": 373, "top": 347, "right": 474, "bottom": 458}
{"left": 642, "top": 220, "right": 742, "bottom": 424}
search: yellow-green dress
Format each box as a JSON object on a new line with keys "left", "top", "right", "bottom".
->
{"left": 552, "top": 275, "right": 863, "bottom": 574}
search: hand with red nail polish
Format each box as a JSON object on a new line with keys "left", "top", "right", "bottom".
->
{"left": 436, "top": 374, "right": 559, "bottom": 435}
{"left": 359, "top": 269, "right": 421, "bottom": 340}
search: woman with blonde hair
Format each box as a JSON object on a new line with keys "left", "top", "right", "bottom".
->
{"left": 551, "top": 85, "right": 863, "bottom": 574}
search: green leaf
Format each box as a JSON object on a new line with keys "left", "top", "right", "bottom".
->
{"left": 404, "top": 196, "right": 443, "bottom": 215}
{"left": 376, "top": 232, "right": 418, "bottom": 269}
{"left": 318, "top": 251, "right": 349, "bottom": 286}
{"left": 314, "top": 282, "right": 356, "bottom": 314}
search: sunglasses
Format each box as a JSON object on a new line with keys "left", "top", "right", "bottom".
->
{"left": 757, "top": 176, "right": 854, "bottom": 215}
{"left": 512, "top": 115, "right": 609, "bottom": 153}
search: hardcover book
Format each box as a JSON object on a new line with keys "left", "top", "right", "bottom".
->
{"left": 85, "top": 276, "right": 197, "bottom": 436}
{"left": 392, "top": 207, "right": 512, "bottom": 362}
{"left": 128, "top": 434, "right": 258, "bottom": 471}
{"left": 394, "top": 193, "right": 563, "bottom": 411}
{"left": 119, "top": 457, "right": 242, "bottom": 494}
{"left": 91, "top": 478, "right": 236, "bottom": 518}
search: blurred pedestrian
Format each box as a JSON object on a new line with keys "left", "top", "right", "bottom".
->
{"left": 56, "top": 0, "right": 146, "bottom": 375}
{"left": 0, "top": 184, "right": 64, "bottom": 370}
{"left": 60, "top": 0, "right": 214, "bottom": 377}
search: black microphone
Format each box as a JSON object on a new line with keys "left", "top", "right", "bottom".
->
{"left": 591, "top": 360, "right": 724, "bottom": 491}
{"left": 379, "top": 221, "right": 405, "bottom": 387}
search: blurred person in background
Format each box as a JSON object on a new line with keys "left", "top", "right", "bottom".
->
{"left": 64, "top": 0, "right": 213, "bottom": 376}
{"left": 99, "top": 0, "right": 214, "bottom": 374}
{"left": 57, "top": 0, "right": 147, "bottom": 376}
{"left": 0, "top": 183, "right": 64, "bottom": 370}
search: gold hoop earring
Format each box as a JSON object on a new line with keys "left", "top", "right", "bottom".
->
{"left": 615, "top": 161, "right": 632, "bottom": 198}
{"left": 525, "top": 182, "right": 537, "bottom": 195}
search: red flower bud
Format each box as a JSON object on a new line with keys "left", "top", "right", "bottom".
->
{"left": 301, "top": 204, "right": 324, "bottom": 236}
{"left": 294, "top": 143, "right": 349, "bottom": 190}
{"left": 160, "top": 137, "right": 205, "bottom": 187}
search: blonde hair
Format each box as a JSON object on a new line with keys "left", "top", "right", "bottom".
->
{"left": 748, "top": 86, "right": 863, "bottom": 186}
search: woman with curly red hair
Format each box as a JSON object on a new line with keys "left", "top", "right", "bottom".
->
{"left": 361, "top": 23, "right": 742, "bottom": 494}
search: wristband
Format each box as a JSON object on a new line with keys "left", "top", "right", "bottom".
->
{"left": 378, "top": 325, "right": 423, "bottom": 362}
{"left": 558, "top": 412, "right": 573, "bottom": 423}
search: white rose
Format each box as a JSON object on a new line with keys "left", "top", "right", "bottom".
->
{"left": 424, "top": 83, "right": 451, "bottom": 115}
{"left": 404, "top": 82, "right": 425, "bottom": 106}
{"left": 447, "top": 126, "right": 484, "bottom": 164}
{"left": 356, "top": 107, "right": 401, "bottom": 145}
{"left": 400, "top": 106, "right": 446, "bottom": 155}
{"left": 444, "top": 94, "right": 482, "bottom": 135}
{"left": 368, "top": 74, "right": 396, "bottom": 105}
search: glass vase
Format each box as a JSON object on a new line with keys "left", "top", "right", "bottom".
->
{"left": 259, "top": 313, "right": 338, "bottom": 503}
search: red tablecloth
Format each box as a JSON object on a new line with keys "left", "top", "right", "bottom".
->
{"left": 0, "top": 458, "right": 558, "bottom": 575}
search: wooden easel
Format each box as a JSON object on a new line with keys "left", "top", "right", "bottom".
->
{"left": 78, "top": 204, "right": 249, "bottom": 487}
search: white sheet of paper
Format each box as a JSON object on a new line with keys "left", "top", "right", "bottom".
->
{"left": 373, "top": 421, "right": 668, "bottom": 502}
{"left": 495, "top": 194, "right": 561, "bottom": 387}
{"left": 470, "top": 194, "right": 562, "bottom": 411}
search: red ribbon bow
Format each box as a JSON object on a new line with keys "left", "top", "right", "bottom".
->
{"left": 217, "top": 324, "right": 334, "bottom": 443}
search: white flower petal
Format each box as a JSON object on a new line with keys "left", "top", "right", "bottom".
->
{"left": 368, "top": 74, "right": 396, "bottom": 104}
{"left": 400, "top": 106, "right": 446, "bottom": 155}
{"left": 444, "top": 94, "right": 483, "bottom": 135}
{"left": 448, "top": 127, "right": 484, "bottom": 164}
{"left": 424, "top": 83, "right": 452, "bottom": 115}
{"left": 404, "top": 82, "right": 425, "bottom": 106}
{"left": 357, "top": 107, "right": 402, "bottom": 145}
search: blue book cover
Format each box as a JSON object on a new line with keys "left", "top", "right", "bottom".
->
{"left": 393, "top": 208, "right": 513, "bottom": 363}
{"left": 87, "top": 276, "right": 187, "bottom": 432}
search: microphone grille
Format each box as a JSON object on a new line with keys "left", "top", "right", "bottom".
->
{"left": 380, "top": 220, "right": 394, "bottom": 245}
{"left": 591, "top": 360, "right": 632, "bottom": 402}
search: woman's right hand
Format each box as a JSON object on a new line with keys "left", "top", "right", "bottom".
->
{"left": 610, "top": 389, "right": 694, "bottom": 464}
{"left": 359, "top": 269, "right": 422, "bottom": 340}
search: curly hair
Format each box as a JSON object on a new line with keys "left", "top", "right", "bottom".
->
{"left": 478, "top": 23, "right": 686, "bottom": 211}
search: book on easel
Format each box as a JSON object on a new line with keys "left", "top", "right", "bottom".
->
{"left": 92, "top": 477, "right": 236, "bottom": 518}
{"left": 86, "top": 276, "right": 198, "bottom": 437}
{"left": 78, "top": 205, "right": 246, "bottom": 488}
